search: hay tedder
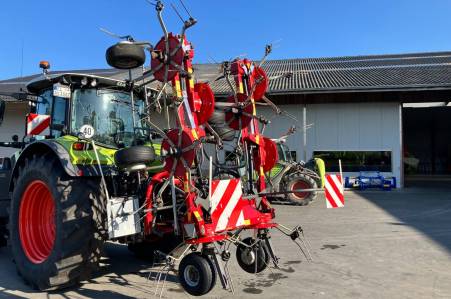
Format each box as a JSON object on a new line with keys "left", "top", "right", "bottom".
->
{"left": 0, "top": 1, "right": 318, "bottom": 296}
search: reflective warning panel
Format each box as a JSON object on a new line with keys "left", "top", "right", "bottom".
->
{"left": 325, "top": 174, "right": 344, "bottom": 208}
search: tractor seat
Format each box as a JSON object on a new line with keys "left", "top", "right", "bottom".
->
{"left": 114, "top": 145, "right": 155, "bottom": 171}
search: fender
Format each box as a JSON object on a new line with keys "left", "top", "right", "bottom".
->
{"left": 9, "top": 140, "right": 80, "bottom": 191}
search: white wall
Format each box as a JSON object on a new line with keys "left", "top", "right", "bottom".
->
{"left": 0, "top": 102, "right": 28, "bottom": 158}
{"left": 0, "top": 100, "right": 403, "bottom": 187}
{"left": 260, "top": 102, "right": 402, "bottom": 188}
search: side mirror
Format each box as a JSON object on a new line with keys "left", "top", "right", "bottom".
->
{"left": 0, "top": 99, "right": 5, "bottom": 126}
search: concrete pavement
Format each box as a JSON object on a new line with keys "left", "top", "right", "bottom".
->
{"left": 0, "top": 189, "right": 450, "bottom": 298}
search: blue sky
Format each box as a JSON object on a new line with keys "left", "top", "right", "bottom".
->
{"left": 1, "top": 0, "right": 451, "bottom": 80}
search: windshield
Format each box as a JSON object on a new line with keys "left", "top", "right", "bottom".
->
{"left": 277, "top": 144, "right": 293, "bottom": 162}
{"left": 71, "top": 89, "right": 150, "bottom": 148}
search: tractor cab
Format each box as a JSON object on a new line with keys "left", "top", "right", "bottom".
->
{"left": 26, "top": 73, "right": 151, "bottom": 148}
{"left": 276, "top": 142, "right": 294, "bottom": 163}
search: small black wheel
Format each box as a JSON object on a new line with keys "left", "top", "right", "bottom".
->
{"left": 195, "top": 253, "right": 217, "bottom": 293}
{"left": 236, "top": 237, "right": 270, "bottom": 273}
{"left": 284, "top": 172, "right": 318, "bottom": 206}
{"left": 106, "top": 42, "right": 146, "bottom": 69}
{"left": 179, "top": 253, "right": 215, "bottom": 296}
{"left": 114, "top": 145, "right": 155, "bottom": 169}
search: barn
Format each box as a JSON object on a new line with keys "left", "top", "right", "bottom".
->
{"left": 2, "top": 51, "right": 451, "bottom": 188}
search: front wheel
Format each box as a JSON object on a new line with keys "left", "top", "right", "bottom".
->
{"left": 178, "top": 253, "right": 216, "bottom": 296}
{"left": 9, "top": 154, "right": 106, "bottom": 290}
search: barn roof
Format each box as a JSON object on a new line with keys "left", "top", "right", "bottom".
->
{"left": 204, "top": 51, "right": 451, "bottom": 95}
{"left": 2, "top": 51, "right": 451, "bottom": 100}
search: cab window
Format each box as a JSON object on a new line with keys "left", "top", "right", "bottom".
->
{"left": 35, "top": 89, "right": 68, "bottom": 138}
{"left": 36, "top": 89, "right": 53, "bottom": 115}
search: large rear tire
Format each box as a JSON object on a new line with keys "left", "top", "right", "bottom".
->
{"left": 9, "top": 154, "right": 106, "bottom": 290}
{"left": 284, "top": 172, "right": 318, "bottom": 206}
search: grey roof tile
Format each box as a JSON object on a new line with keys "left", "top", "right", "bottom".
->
{"left": 3, "top": 51, "right": 451, "bottom": 99}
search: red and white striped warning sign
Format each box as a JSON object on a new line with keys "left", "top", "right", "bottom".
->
{"left": 209, "top": 179, "right": 246, "bottom": 232}
{"left": 325, "top": 174, "right": 344, "bottom": 208}
{"left": 27, "top": 113, "right": 50, "bottom": 136}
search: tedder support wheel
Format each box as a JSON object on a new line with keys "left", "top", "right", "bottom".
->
{"left": 236, "top": 237, "right": 270, "bottom": 274}
{"left": 9, "top": 154, "right": 106, "bottom": 290}
{"left": 284, "top": 172, "right": 318, "bottom": 206}
{"left": 106, "top": 42, "right": 146, "bottom": 70}
{"left": 178, "top": 253, "right": 216, "bottom": 296}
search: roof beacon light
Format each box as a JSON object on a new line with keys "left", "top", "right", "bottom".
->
{"left": 39, "top": 61, "right": 50, "bottom": 75}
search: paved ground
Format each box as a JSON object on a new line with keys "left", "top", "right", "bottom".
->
{"left": 1, "top": 188, "right": 451, "bottom": 299}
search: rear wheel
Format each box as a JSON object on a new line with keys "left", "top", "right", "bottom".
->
{"left": 9, "top": 154, "right": 106, "bottom": 290}
{"left": 284, "top": 172, "right": 318, "bottom": 206}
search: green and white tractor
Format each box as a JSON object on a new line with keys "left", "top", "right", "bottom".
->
{"left": 266, "top": 137, "right": 325, "bottom": 206}
{"left": 0, "top": 64, "right": 167, "bottom": 290}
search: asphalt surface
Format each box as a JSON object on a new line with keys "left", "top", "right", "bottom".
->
{"left": 1, "top": 188, "right": 451, "bottom": 299}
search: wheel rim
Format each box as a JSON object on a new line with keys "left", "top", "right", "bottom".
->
{"left": 19, "top": 180, "right": 56, "bottom": 264}
{"left": 184, "top": 265, "right": 200, "bottom": 287}
{"left": 241, "top": 248, "right": 256, "bottom": 265}
{"left": 291, "top": 180, "right": 310, "bottom": 200}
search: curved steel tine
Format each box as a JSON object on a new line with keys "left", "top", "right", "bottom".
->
{"left": 159, "top": 267, "right": 170, "bottom": 299}
{"left": 261, "top": 95, "right": 282, "bottom": 115}
{"left": 301, "top": 229, "right": 313, "bottom": 252}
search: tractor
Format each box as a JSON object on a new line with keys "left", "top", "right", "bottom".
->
{"left": 265, "top": 132, "right": 325, "bottom": 206}
{"left": 0, "top": 68, "right": 170, "bottom": 290}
